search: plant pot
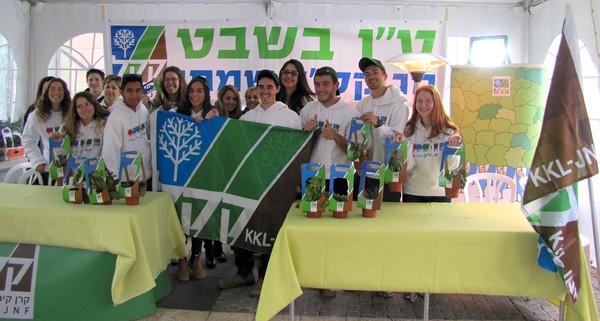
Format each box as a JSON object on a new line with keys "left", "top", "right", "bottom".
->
{"left": 68, "top": 185, "right": 84, "bottom": 204}
{"left": 362, "top": 208, "right": 377, "bottom": 218}
{"left": 306, "top": 194, "right": 326, "bottom": 218}
{"left": 55, "top": 166, "right": 66, "bottom": 186}
{"left": 126, "top": 196, "right": 140, "bottom": 205}
{"left": 389, "top": 181, "right": 403, "bottom": 192}
{"left": 123, "top": 180, "right": 140, "bottom": 205}
{"left": 444, "top": 168, "right": 462, "bottom": 199}
{"left": 333, "top": 211, "right": 348, "bottom": 219}
{"left": 307, "top": 211, "right": 322, "bottom": 218}
{"left": 95, "top": 189, "right": 112, "bottom": 205}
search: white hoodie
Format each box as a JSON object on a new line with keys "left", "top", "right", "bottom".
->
{"left": 70, "top": 120, "right": 105, "bottom": 159}
{"left": 355, "top": 84, "right": 409, "bottom": 163}
{"left": 240, "top": 101, "right": 301, "bottom": 129}
{"left": 300, "top": 98, "right": 360, "bottom": 178}
{"left": 101, "top": 100, "right": 152, "bottom": 179}
{"left": 22, "top": 110, "right": 63, "bottom": 170}
{"left": 403, "top": 121, "right": 456, "bottom": 197}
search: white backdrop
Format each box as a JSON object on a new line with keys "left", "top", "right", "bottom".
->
{"left": 1, "top": 0, "right": 600, "bottom": 265}
{"left": 107, "top": 19, "right": 446, "bottom": 104}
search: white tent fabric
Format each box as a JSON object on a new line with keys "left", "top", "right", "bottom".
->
{"left": 1, "top": 0, "right": 600, "bottom": 268}
{"left": 4, "top": 0, "right": 598, "bottom": 117}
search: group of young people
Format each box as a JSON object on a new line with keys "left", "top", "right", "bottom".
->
{"left": 20, "top": 56, "right": 461, "bottom": 300}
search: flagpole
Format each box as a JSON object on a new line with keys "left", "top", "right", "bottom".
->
{"left": 587, "top": 179, "right": 600, "bottom": 287}
{"left": 587, "top": 0, "right": 600, "bottom": 287}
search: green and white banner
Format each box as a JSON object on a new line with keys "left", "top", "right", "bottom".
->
{"left": 521, "top": 7, "right": 598, "bottom": 304}
{"left": 154, "top": 111, "right": 318, "bottom": 253}
{"left": 109, "top": 19, "right": 446, "bottom": 102}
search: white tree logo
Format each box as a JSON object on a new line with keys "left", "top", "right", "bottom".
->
{"left": 113, "top": 29, "right": 136, "bottom": 57}
{"left": 159, "top": 117, "right": 202, "bottom": 182}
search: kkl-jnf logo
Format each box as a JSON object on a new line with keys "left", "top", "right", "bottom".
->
{"left": 0, "top": 244, "right": 38, "bottom": 319}
{"left": 493, "top": 76, "right": 511, "bottom": 96}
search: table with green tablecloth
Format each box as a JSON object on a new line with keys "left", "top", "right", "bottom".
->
{"left": 256, "top": 202, "right": 599, "bottom": 321}
{"left": 0, "top": 184, "right": 187, "bottom": 321}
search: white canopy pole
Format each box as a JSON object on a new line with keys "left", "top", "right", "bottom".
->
{"left": 586, "top": 179, "right": 600, "bottom": 288}
{"left": 587, "top": 0, "right": 600, "bottom": 288}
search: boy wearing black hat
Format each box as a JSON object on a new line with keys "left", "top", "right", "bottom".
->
{"left": 356, "top": 57, "right": 409, "bottom": 298}
{"left": 356, "top": 57, "right": 409, "bottom": 194}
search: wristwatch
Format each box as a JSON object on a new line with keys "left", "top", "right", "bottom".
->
{"left": 374, "top": 117, "right": 383, "bottom": 128}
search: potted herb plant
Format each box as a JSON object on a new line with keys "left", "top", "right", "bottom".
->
{"left": 331, "top": 193, "right": 350, "bottom": 218}
{"left": 87, "top": 169, "right": 117, "bottom": 205}
{"left": 300, "top": 163, "right": 327, "bottom": 218}
{"left": 347, "top": 118, "right": 371, "bottom": 172}
{"left": 62, "top": 167, "right": 85, "bottom": 204}
{"left": 327, "top": 164, "right": 355, "bottom": 219}
{"left": 300, "top": 176, "right": 327, "bottom": 218}
{"left": 52, "top": 154, "right": 69, "bottom": 186}
{"left": 361, "top": 185, "right": 381, "bottom": 218}
{"left": 49, "top": 135, "right": 71, "bottom": 186}
{"left": 438, "top": 143, "right": 466, "bottom": 199}
{"left": 357, "top": 161, "right": 384, "bottom": 218}
{"left": 120, "top": 180, "right": 140, "bottom": 205}
{"left": 85, "top": 158, "right": 121, "bottom": 205}
{"left": 387, "top": 155, "right": 407, "bottom": 192}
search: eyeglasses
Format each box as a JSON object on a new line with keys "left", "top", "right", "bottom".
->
{"left": 282, "top": 70, "right": 299, "bottom": 77}
{"left": 164, "top": 77, "right": 179, "bottom": 83}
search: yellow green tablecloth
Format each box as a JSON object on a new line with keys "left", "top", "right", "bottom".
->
{"left": 0, "top": 184, "right": 187, "bottom": 305}
{"left": 256, "top": 202, "right": 599, "bottom": 321}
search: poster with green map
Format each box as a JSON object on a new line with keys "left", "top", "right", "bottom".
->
{"left": 450, "top": 65, "right": 548, "bottom": 168}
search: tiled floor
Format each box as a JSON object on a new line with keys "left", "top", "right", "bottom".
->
{"left": 136, "top": 248, "right": 600, "bottom": 321}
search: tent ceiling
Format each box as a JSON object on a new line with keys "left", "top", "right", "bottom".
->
{"left": 23, "top": 0, "right": 541, "bottom": 9}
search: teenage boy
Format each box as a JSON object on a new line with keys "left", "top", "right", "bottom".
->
{"left": 219, "top": 70, "right": 301, "bottom": 298}
{"left": 355, "top": 57, "right": 409, "bottom": 299}
{"left": 240, "top": 70, "right": 301, "bottom": 128}
{"left": 355, "top": 57, "right": 409, "bottom": 202}
{"left": 301, "top": 66, "right": 359, "bottom": 176}
{"left": 101, "top": 74, "right": 152, "bottom": 188}
{"left": 86, "top": 68, "right": 105, "bottom": 103}
{"left": 299, "top": 66, "right": 359, "bottom": 297}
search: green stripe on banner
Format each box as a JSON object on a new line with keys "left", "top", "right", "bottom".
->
{"left": 131, "top": 26, "right": 165, "bottom": 60}
{"left": 228, "top": 127, "right": 310, "bottom": 199}
{"left": 188, "top": 120, "right": 267, "bottom": 191}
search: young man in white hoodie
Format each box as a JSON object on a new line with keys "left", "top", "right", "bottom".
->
{"left": 356, "top": 57, "right": 410, "bottom": 299}
{"left": 240, "top": 69, "right": 301, "bottom": 129}
{"left": 300, "top": 66, "right": 359, "bottom": 297}
{"left": 101, "top": 74, "right": 152, "bottom": 188}
{"left": 301, "top": 66, "right": 360, "bottom": 177}
{"left": 219, "top": 69, "right": 301, "bottom": 298}
{"left": 355, "top": 57, "right": 410, "bottom": 202}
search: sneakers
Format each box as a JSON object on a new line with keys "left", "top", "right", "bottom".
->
{"left": 176, "top": 258, "right": 190, "bottom": 282}
{"left": 191, "top": 255, "right": 205, "bottom": 279}
{"left": 378, "top": 291, "right": 395, "bottom": 298}
{"left": 249, "top": 278, "right": 263, "bottom": 298}
{"left": 205, "top": 250, "right": 216, "bottom": 269}
{"left": 218, "top": 273, "right": 255, "bottom": 289}
{"left": 320, "top": 289, "right": 337, "bottom": 297}
{"left": 213, "top": 245, "right": 228, "bottom": 263}
{"left": 404, "top": 292, "right": 419, "bottom": 301}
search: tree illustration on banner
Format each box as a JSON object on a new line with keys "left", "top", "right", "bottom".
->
{"left": 521, "top": 5, "right": 598, "bottom": 305}
{"left": 113, "top": 29, "right": 135, "bottom": 57}
{"left": 154, "top": 110, "right": 318, "bottom": 254}
{"left": 158, "top": 116, "right": 202, "bottom": 182}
